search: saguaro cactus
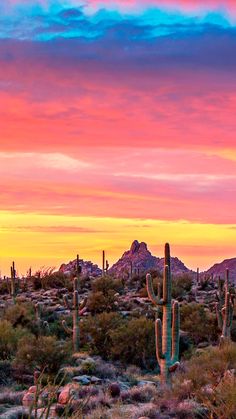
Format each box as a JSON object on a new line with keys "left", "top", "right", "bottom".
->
{"left": 146, "top": 243, "right": 180, "bottom": 385}
{"left": 10, "top": 261, "right": 16, "bottom": 304}
{"left": 62, "top": 256, "right": 84, "bottom": 352}
{"left": 102, "top": 250, "right": 105, "bottom": 276}
{"left": 196, "top": 267, "right": 199, "bottom": 285}
{"left": 216, "top": 269, "right": 234, "bottom": 343}
{"left": 34, "top": 303, "right": 50, "bottom": 334}
{"left": 63, "top": 278, "right": 80, "bottom": 352}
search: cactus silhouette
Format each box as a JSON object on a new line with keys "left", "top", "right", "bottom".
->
{"left": 146, "top": 243, "right": 180, "bottom": 385}
{"left": 216, "top": 269, "right": 234, "bottom": 343}
{"left": 10, "top": 261, "right": 17, "bottom": 304}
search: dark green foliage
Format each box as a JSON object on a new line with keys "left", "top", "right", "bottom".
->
{"left": 172, "top": 274, "right": 192, "bottom": 299}
{"left": 0, "top": 360, "right": 12, "bottom": 385}
{"left": 87, "top": 276, "right": 122, "bottom": 314}
{"left": 0, "top": 320, "right": 31, "bottom": 360}
{"left": 110, "top": 317, "right": 156, "bottom": 369}
{"left": 15, "top": 335, "right": 68, "bottom": 373}
{"left": 83, "top": 314, "right": 156, "bottom": 368}
{"left": 180, "top": 303, "right": 217, "bottom": 344}
{"left": 31, "top": 269, "right": 70, "bottom": 290}
{"left": 87, "top": 290, "right": 117, "bottom": 314}
{"left": 82, "top": 312, "right": 123, "bottom": 359}
{"left": 4, "top": 303, "right": 34, "bottom": 328}
{"left": 0, "top": 280, "right": 10, "bottom": 295}
{"left": 92, "top": 276, "right": 123, "bottom": 294}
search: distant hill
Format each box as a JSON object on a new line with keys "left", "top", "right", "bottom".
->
{"left": 109, "top": 240, "right": 190, "bottom": 278}
{"left": 59, "top": 258, "right": 102, "bottom": 277}
{"left": 206, "top": 258, "right": 236, "bottom": 284}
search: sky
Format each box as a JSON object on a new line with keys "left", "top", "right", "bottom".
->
{"left": 0, "top": 0, "right": 236, "bottom": 276}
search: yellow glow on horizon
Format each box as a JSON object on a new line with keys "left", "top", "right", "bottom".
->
{"left": 0, "top": 211, "right": 235, "bottom": 276}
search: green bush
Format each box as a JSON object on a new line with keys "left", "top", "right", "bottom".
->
{"left": 110, "top": 316, "right": 156, "bottom": 369}
{"left": 172, "top": 274, "right": 192, "bottom": 298}
{"left": 0, "top": 320, "right": 31, "bottom": 360}
{"left": 82, "top": 313, "right": 123, "bottom": 359}
{"left": 0, "top": 280, "right": 10, "bottom": 295}
{"left": 87, "top": 290, "right": 117, "bottom": 314}
{"left": 31, "top": 269, "right": 70, "bottom": 290}
{"left": 4, "top": 303, "right": 34, "bottom": 328}
{"left": 92, "top": 276, "right": 123, "bottom": 294}
{"left": 15, "top": 335, "right": 68, "bottom": 373}
{"left": 180, "top": 303, "right": 217, "bottom": 344}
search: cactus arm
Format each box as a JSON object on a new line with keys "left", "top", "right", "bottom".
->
{"left": 216, "top": 302, "right": 223, "bottom": 329}
{"left": 169, "top": 362, "right": 180, "bottom": 373}
{"left": 171, "top": 301, "right": 180, "bottom": 363}
{"left": 155, "top": 319, "right": 164, "bottom": 362}
{"left": 146, "top": 273, "right": 163, "bottom": 306}
{"left": 63, "top": 295, "right": 71, "bottom": 310}
{"left": 80, "top": 297, "right": 87, "bottom": 310}
{"left": 35, "top": 303, "right": 42, "bottom": 322}
{"left": 62, "top": 320, "right": 72, "bottom": 335}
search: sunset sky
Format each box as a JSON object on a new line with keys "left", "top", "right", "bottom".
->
{"left": 0, "top": 0, "right": 236, "bottom": 276}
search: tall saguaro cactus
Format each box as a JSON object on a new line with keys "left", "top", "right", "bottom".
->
{"left": 146, "top": 243, "right": 180, "bottom": 385}
{"left": 10, "top": 261, "right": 16, "bottom": 304}
{"left": 102, "top": 250, "right": 105, "bottom": 276}
{"left": 216, "top": 269, "right": 234, "bottom": 343}
{"left": 62, "top": 255, "right": 84, "bottom": 352}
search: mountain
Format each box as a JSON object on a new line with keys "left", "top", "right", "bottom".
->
{"left": 109, "top": 240, "right": 190, "bottom": 278}
{"left": 206, "top": 258, "right": 236, "bottom": 284}
{"left": 109, "top": 240, "right": 160, "bottom": 277}
{"left": 59, "top": 258, "right": 102, "bottom": 277}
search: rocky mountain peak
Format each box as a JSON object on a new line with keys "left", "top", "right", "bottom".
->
{"left": 130, "top": 240, "right": 148, "bottom": 254}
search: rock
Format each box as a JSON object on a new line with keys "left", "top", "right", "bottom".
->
{"left": 59, "top": 259, "right": 102, "bottom": 278}
{"left": 108, "top": 382, "right": 121, "bottom": 397}
{"left": 0, "top": 406, "right": 29, "bottom": 419}
{"left": 27, "top": 385, "right": 37, "bottom": 394}
{"left": 58, "top": 384, "right": 78, "bottom": 404}
{"left": 197, "top": 342, "right": 209, "bottom": 348}
{"left": 137, "top": 380, "right": 157, "bottom": 387}
{"left": 90, "top": 376, "right": 102, "bottom": 384}
{"left": 22, "top": 392, "right": 36, "bottom": 407}
{"left": 72, "top": 375, "right": 91, "bottom": 385}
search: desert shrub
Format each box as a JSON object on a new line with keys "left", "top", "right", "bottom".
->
{"left": 0, "top": 279, "right": 10, "bottom": 295}
{"left": 4, "top": 303, "right": 35, "bottom": 329}
{"left": 172, "top": 274, "right": 192, "bottom": 299}
{"left": 110, "top": 316, "right": 156, "bottom": 369}
{"left": 42, "top": 271, "right": 70, "bottom": 289}
{"left": 31, "top": 268, "right": 70, "bottom": 290}
{"left": 172, "top": 342, "right": 236, "bottom": 400}
{"left": 92, "top": 276, "right": 122, "bottom": 294}
{"left": 87, "top": 290, "right": 117, "bottom": 314}
{"left": 0, "top": 320, "right": 31, "bottom": 360}
{"left": 126, "top": 384, "right": 158, "bottom": 403}
{"left": 180, "top": 303, "right": 217, "bottom": 344}
{"left": 0, "top": 360, "right": 12, "bottom": 385}
{"left": 14, "top": 335, "right": 68, "bottom": 373}
{"left": 198, "top": 373, "right": 236, "bottom": 419}
{"left": 83, "top": 312, "right": 123, "bottom": 359}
